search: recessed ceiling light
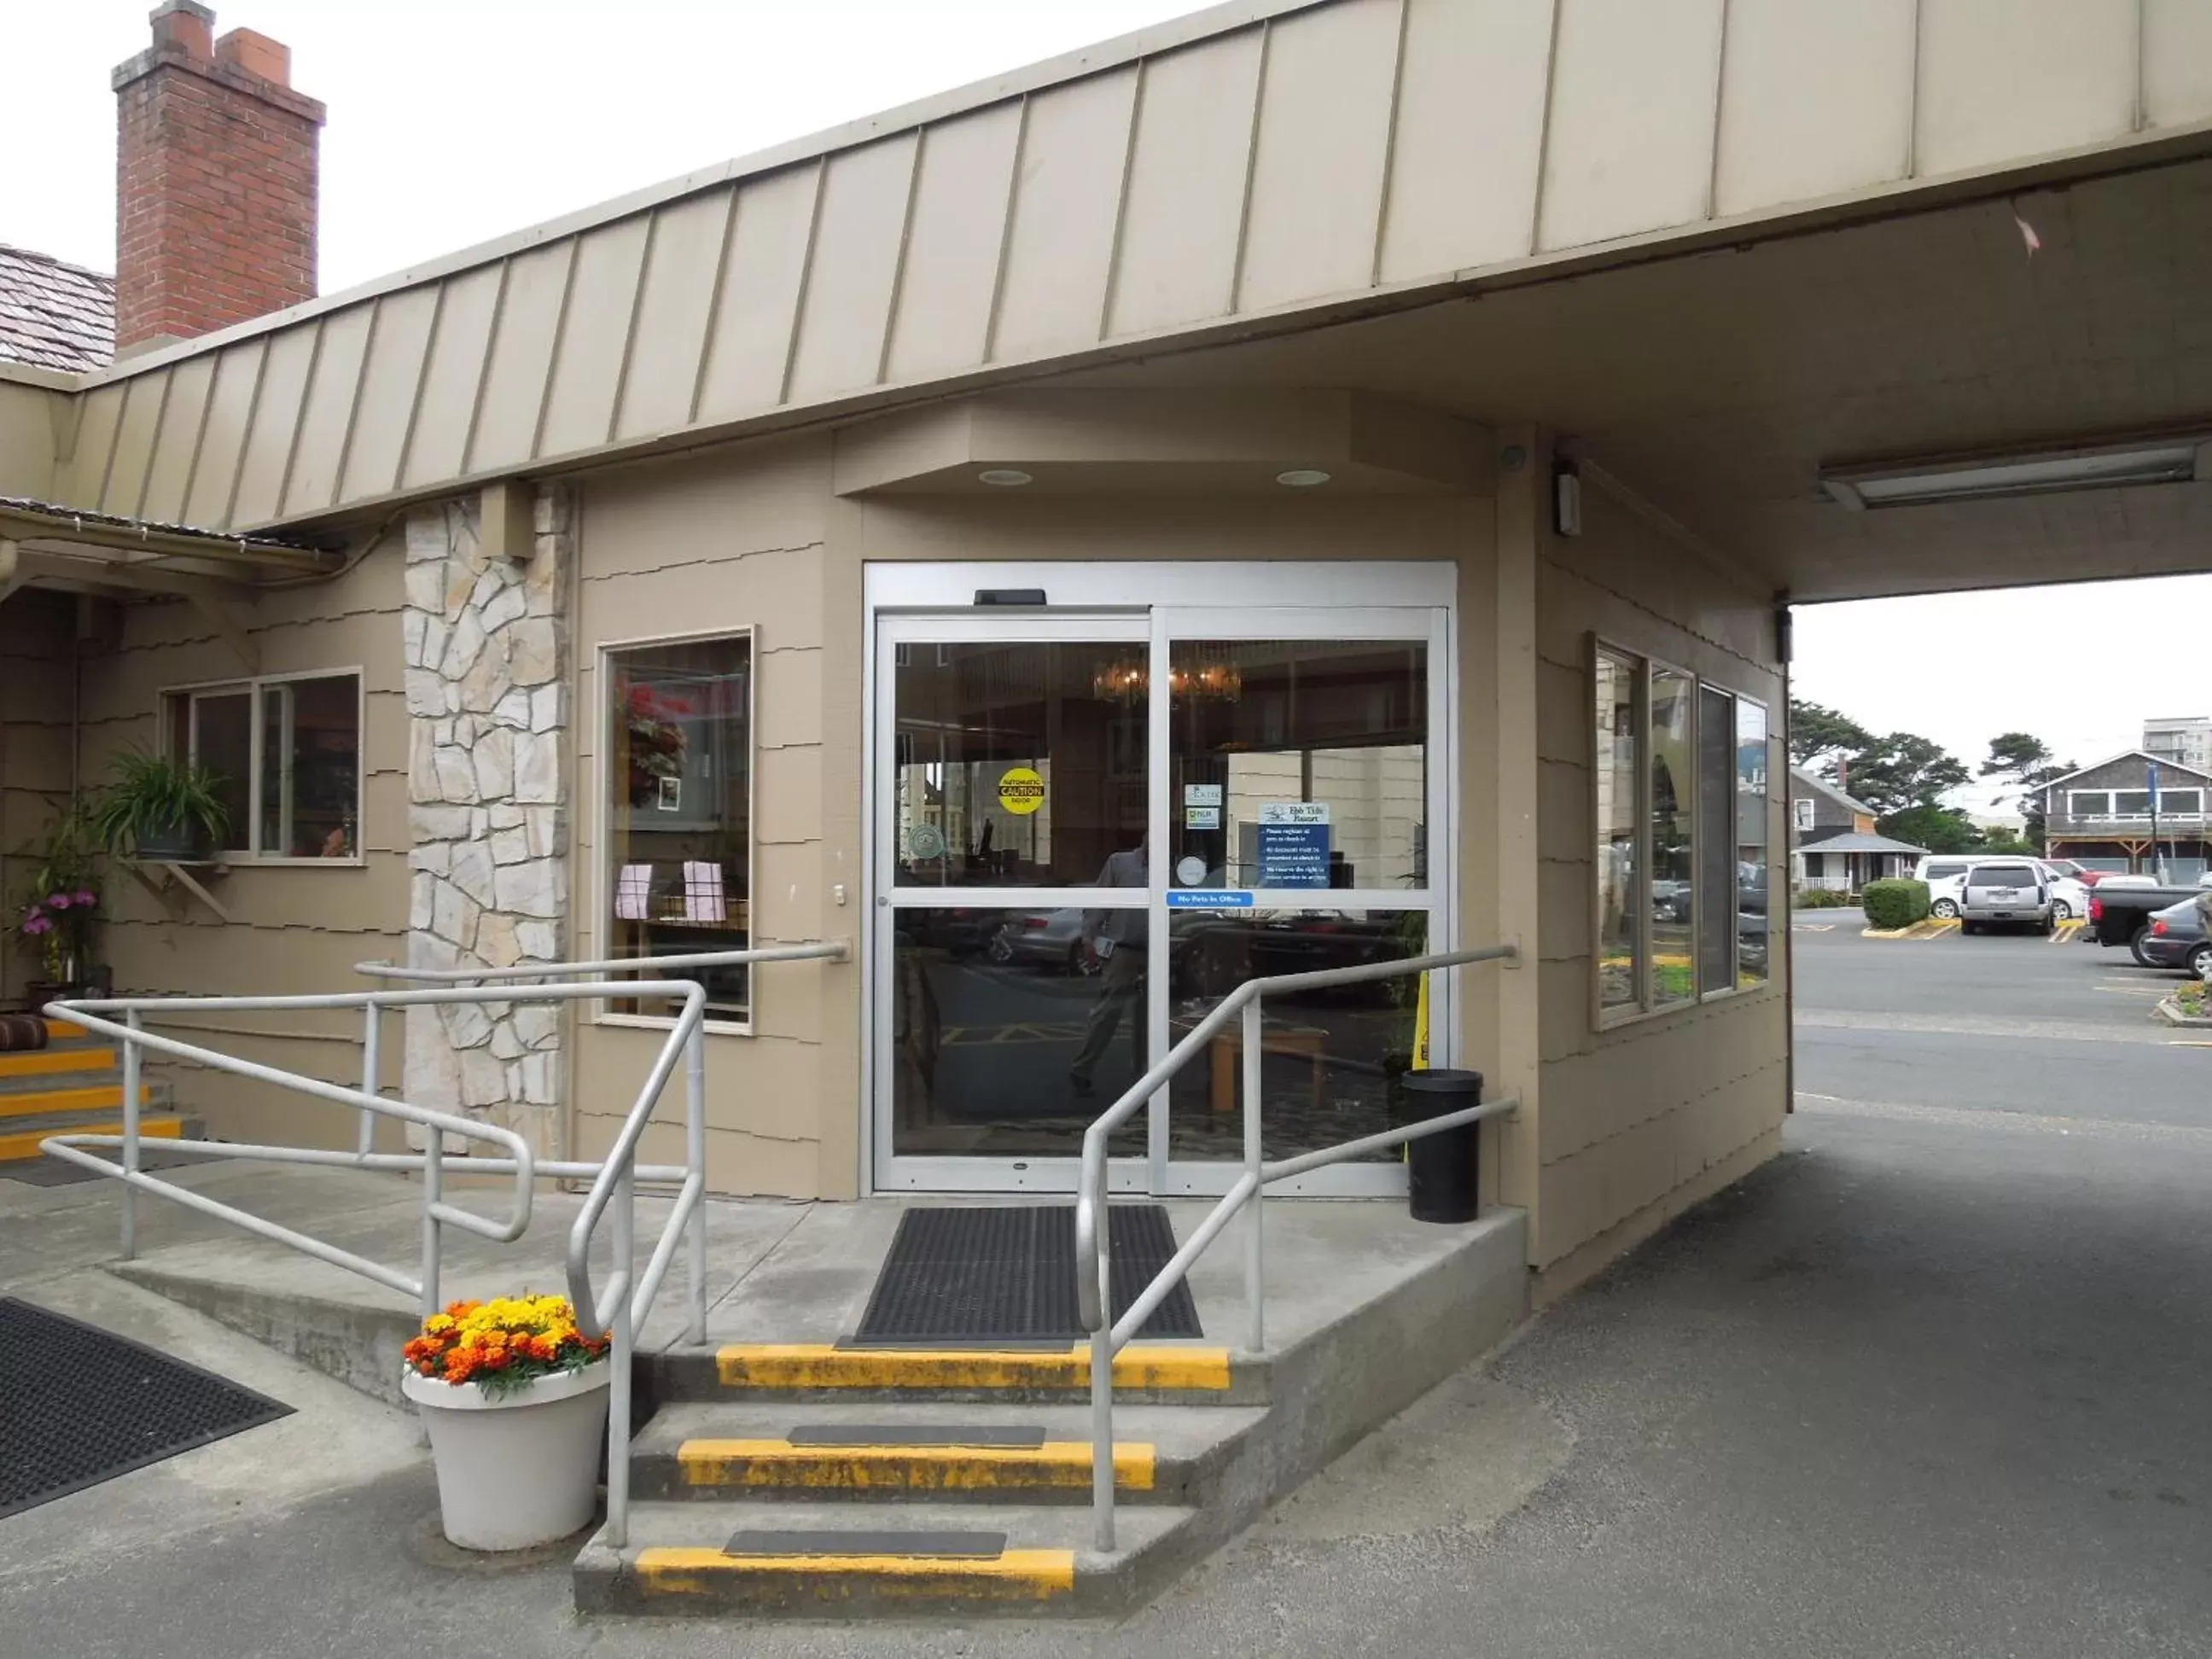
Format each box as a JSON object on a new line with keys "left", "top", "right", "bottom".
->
{"left": 1276, "top": 469, "right": 1332, "bottom": 488}
{"left": 978, "top": 469, "right": 1033, "bottom": 487}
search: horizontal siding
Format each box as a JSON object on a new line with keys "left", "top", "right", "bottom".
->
{"left": 50, "top": 0, "right": 2193, "bottom": 532}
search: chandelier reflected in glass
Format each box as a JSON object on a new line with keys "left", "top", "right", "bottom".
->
{"left": 1091, "top": 652, "right": 1243, "bottom": 704}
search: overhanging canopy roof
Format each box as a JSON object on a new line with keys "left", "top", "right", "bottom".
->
{"left": 29, "top": 0, "right": 2212, "bottom": 593}
{"left": 1803, "top": 833, "right": 1929, "bottom": 857}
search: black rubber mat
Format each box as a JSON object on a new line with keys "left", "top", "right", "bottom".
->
{"left": 853, "top": 1204, "right": 1203, "bottom": 1345}
{"left": 784, "top": 1423, "right": 1047, "bottom": 1448}
{"left": 0, "top": 1296, "right": 294, "bottom": 1520}
{"left": 725, "top": 1528, "right": 1006, "bottom": 1558}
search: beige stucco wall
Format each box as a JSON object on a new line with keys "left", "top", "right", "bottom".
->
{"left": 79, "top": 546, "right": 408, "bottom": 1145}
{"left": 566, "top": 423, "right": 1505, "bottom": 1202}
{"left": 1528, "top": 465, "right": 1790, "bottom": 1298}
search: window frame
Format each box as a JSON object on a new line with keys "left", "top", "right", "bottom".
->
{"left": 159, "top": 667, "right": 367, "bottom": 866}
{"left": 2162, "top": 787, "right": 2203, "bottom": 818}
{"left": 592, "top": 625, "right": 760, "bottom": 1039}
{"left": 1590, "top": 636, "right": 1773, "bottom": 1030}
{"left": 1792, "top": 795, "right": 1816, "bottom": 833}
{"left": 2068, "top": 789, "right": 2113, "bottom": 818}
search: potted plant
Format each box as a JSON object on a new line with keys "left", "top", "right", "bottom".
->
{"left": 11, "top": 797, "right": 104, "bottom": 1004}
{"left": 88, "top": 748, "right": 230, "bottom": 861}
{"left": 400, "top": 1295, "right": 612, "bottom": 1551}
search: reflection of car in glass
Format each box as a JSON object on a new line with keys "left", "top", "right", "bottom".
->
{"left": 1652, "top": 879, "right": 1691, "bottom": 923}
{"left": 900, "top": 908, "right": 998, "bottom": 957}
{"left": 986, "top": 908, "right": 1098, "bottom": 974}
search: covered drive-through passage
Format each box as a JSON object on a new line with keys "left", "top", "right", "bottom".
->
{"left": 3, "top": 7, "right": 2212, "bottom": 1610}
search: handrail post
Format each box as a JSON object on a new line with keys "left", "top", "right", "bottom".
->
{"left": 358, "top": 1002, "right": 380, "bottom": 1158}
{"left": 1090, "top": 1269, "right": 1115, "bottom": 1554}
{"left": 421, "top": 1128, "right": 444, "bottom": 1319}
{"left": 1242, "top": 996, "right": 1265, "bottom": 1354}
{"left": 606, "top": 1162, "right": 636, "bottom": 1550}
{"left": 684, "top": 1016, "right": 707, "bottom": 1344}
{"left": 120, "top": 1010, "right": 142, "bottom": 1260}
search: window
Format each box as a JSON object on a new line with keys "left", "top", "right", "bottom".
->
{"left": 1924, "top": 862, "right": 1968, "bottom": 882}
{"left": 1594, "top": 648, "right": 1640, "bottom": 1014}
{"left": 1735, "top": 698, "right": 1770, "bottom": 987}
{"left": 2115, "top": 790, "right": 2153, "bottom": 816}
{"left": 1793, "top": 796, "right": 1815, "bottom": 832}
{"left": 162, "top": 672, "right": 361, "bottom": 859}
{"left": 1803, "top": 852, "right": 1824, "bottom": 878}
{"left": 2163, "top": 788, "right": 2203, "bottom": 816}
{"left": 2069, "top": 790, "right": 2112, "bottom": 818}
{"left": 1592, "top": 641, "right": 1771, "bottom": 1023}
{"left": 604, "top": 633, "right": 753, "bottom": 1023}
{"left": 1967, "top": 864, "right": 2037, "bottom": 888}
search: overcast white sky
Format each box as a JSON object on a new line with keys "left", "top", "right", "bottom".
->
{"left": 9, "top": 0, "right": 2209, "bottom": 811}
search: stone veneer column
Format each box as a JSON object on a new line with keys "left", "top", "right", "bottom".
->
{"left": 400, "top": 488, "right": 572, "bottom": 1152}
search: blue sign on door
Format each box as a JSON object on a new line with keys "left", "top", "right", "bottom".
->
{"left": 1256, "top": 823, "right": 1331, "bottom": 888}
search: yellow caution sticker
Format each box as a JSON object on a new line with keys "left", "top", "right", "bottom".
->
{"left": 997, "top": 766, "right": 1045, "bottom": 815}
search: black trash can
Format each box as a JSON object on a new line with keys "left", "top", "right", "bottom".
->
{"left": 1400, "top": 1068, "right": 1482, "bottom": 1224}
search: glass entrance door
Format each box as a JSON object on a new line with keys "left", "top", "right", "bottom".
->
{"left": 875, "top": 614, "right": 1155, "bottom": 1191}
{"left": 869, "top": 571, "right": 1453, "bottom": 1196}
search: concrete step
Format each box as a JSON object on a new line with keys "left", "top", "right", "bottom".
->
{"left": 0, "top": 1080, "right": 169, "bottom": 1118}
{"left": 0, "top": 1045, "right": 119, "bottom": 1088}
{"left": 631, "top": 1398, "right": 1266, "bottom": 1505}
{"left": 652, "top": 1340, "right": 1261, "bottom": 1406}
{"left": 573, "top": 1497, "right": 1197, "bottom": 1617}
{"left": 0, "top": 1111, "right": 185, "bottom": 1162}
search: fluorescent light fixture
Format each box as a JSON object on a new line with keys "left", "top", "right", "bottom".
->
{"left": 1276, "top": 469, "right": 1332, "bottom": 487}
{"left": 977, "top": 469, "right": 1033, "bottom": 487}
{"left": 1821, "top": 439, "right": 2206, "bottom": 509}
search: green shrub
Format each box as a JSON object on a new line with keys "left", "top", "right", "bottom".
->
{"left": 1861, "top": 878, "right": 1931, "bottom": 930}
{"left": 1793, "top": 888, "right": 1853, "bottom": 909}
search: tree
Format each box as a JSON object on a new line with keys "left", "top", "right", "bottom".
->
{"left": 1881, "top": 803, "right": 1986, "bottom": 855}
{"left": 1844, "top": 732, "right": 1972, "bottom": 818}
{"left": 1979, "top": 731, "right": 2076, "bottom": 853}
{"left": 1790, "top": 699, "right": 1874, "bottom": 771}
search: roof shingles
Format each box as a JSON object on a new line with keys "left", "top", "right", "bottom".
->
{"left": 0, "top": 245, "right": 116, "bottom": 373}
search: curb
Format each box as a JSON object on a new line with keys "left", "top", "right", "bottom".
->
{"left": 2153, "top": 997, "right": 2212, "bottom": 1027}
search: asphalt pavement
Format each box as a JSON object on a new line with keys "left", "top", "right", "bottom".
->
{"left": 5, "top": 911, "right": 2211, "bottom": 1655}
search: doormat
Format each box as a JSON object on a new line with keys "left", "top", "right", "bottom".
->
{"left": 0, "top": 1296, "right": 294, "bottom": 1521}
{"left": 853, "top": 1204, "right": 1203, "bottom": 1345}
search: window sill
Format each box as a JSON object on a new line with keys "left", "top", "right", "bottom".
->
{"left": 1598, "top": 980, "right": 1776, "bottom": 1032}
{"left": 591, "top": 1011, "right": 755, "bottom": 1039}
{"left": 211, "top": 853, "right": 368, "bottom": 869}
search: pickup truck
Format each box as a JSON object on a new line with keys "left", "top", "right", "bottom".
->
{"left": 2086, "top": 882, "right": 2208, "bottom": 961}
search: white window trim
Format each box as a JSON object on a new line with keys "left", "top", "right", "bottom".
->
{"left": 591, "top": 625, "right": 759, "bottom": 1038}
{"left": 160, "top": 667, "right": 367, "bottom": 866}
{"left": 1793, "top": 796, "right": 1816, "bottom": 831}
{"left": 1592, "top": 638, "right": 1774, "bottom": 1031}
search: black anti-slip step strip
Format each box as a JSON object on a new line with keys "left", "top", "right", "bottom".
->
{"left": 724, "top": 1528, "right": 1008, "bottom": 1559}
{"left": 782, "top": 1424, "right": 1049, "bottom": 1449}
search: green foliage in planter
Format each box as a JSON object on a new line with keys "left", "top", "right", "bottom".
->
{"left": 1792, "top": 888, "right": 1854, "bottom": 909}
{"left": 1860, "top": 878, "right": 1931, "bottom": 931}
{"left": 88, "top": 749, "right": 230, "bottom": 857}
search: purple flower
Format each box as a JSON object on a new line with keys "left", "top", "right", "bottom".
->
{"left": 47, "top": 893, "right": 71, "bottom": 910}
{"left": 73, "top": 891, "right": 96, "bottom": 907}
{"left": 22, "top": 916, "right": 51, "bottom": 935}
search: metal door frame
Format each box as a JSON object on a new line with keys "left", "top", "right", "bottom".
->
{"left": 862, "top": 562, "right": 1458, "bottom": 1197}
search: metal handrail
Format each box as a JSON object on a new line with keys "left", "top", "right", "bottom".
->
{"left": 1074, "top": 940, "right": 1520, "bottom": 1551}
{"left": 42, "top": 940, "right": 848, "bottom": 1552}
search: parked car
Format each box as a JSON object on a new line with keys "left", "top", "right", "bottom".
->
{"left": 2036, "top": 861, "right": 2092, "bottom": 922}
{"left": 2043, "top": 857, "right": 2092, "bottom": 881}
{"left": 1958, "top": 860, "right": 2052, "bottom": 934}
{"left": 2135, "top": 899, "right": 2212, "bottom": 979}
{"left": 986, "top": 907, "right": 1097, "bottom": 974}
{"left": 2084, "top": 879, "right": 2206, "bottom": 960}
{"left": 1913, "top": 855, "right": 1978, "bottom": 918}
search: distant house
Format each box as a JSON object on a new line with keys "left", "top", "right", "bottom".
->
{"left": 1789, "top": 767, "right": 1925, "bottom": 892}
{"left": 2041, "top": 750, "right": 2212, "bottom": 879}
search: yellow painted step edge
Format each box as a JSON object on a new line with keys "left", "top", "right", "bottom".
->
{"left": 0, "top": 1085, "right": 153, "bottom": 1121}
{"left": 636, "top": 1546, "right": 1077, "bottom": 1600}
{"left": 0, "top": 1116, "right": 180, "bottom": 1162}
{"left": 715, "top": 1343, "right": 1232, "bottom": 1393}
{"left": 0, "top": 1048, "right": 117, "bottom": 1080}
{"left": 678, "top": 1439, "right": 1155, "bottom": 1492}
{"left": 43, "top": 1021, "right": 89, "bottom": 1041}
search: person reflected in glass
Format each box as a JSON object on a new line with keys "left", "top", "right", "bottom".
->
{"left": 1068, "top": 835, "right": 1148, "bottom": 1097}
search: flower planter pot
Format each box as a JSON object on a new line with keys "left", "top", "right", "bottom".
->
{"left": 132, "top": 821, "right": 206, "bottom": 862}
{"left": 401, "top": 1361, "right": 609, "bottom": 1551}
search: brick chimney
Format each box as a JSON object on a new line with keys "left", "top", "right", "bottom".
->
{"left": 112, "top": 2, "right": 326, "bottom": 355}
